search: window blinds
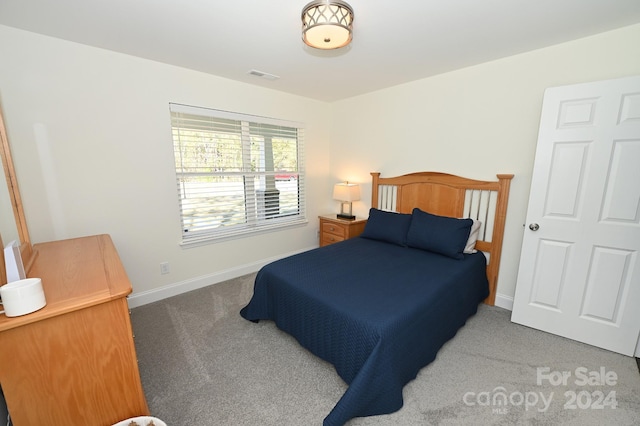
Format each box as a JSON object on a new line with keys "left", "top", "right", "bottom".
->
{"left": 169, "top": 103, "right": 306, "bottom": 244}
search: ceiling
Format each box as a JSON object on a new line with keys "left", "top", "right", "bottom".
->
{"left": 1, "top": 0, "right": 640, "bottom": 102}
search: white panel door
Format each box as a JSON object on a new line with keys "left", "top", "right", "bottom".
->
{"left": 511, "top": 76, "right": 640, "bottom": 356}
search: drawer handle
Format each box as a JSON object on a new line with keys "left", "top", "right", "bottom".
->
{"left": 330, "top": 226, "right": 335, "bottom": 231}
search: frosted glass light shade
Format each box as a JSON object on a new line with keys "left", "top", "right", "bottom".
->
{"left": 302, "top": 0, "right": 354, "bottom": 50}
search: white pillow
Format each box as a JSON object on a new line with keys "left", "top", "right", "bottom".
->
{"left": 463, "top": 219, "right": 482, "bottom": 254}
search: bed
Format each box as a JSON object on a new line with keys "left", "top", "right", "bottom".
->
{"left": 240, "top": 171, "right": 513, "bottom": 425}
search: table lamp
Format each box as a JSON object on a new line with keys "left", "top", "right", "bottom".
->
{"left": 333, "top": 182, "right": 360, "bottom": 220}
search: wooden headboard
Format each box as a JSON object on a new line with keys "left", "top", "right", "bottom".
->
{"left": 371, "top": 171, "right": 513, "bottom": 306}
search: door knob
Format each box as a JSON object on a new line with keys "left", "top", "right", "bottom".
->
{"left": 529, "top": 223, "right": 540, "bottom": 231}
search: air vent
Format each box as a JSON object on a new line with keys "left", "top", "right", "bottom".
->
{"left": 248, "top": 69, "right": 280, "bottom": 81}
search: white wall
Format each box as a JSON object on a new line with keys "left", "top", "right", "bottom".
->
{"left": 330, "top": 24, "right": 640, "bottom": 304}
{"left": 0, "top": 25, "right": 332, "bottom": 299}
{"left": 2, "top": 23, "right": 639, "bottom": 306}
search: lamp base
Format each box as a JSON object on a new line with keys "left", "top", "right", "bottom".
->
{"left": 336, "top": 213, "right": 356, "bottom": 220}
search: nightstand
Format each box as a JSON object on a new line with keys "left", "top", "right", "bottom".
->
{"left": 319, "top": 215, "right": 367, "bottom": 247}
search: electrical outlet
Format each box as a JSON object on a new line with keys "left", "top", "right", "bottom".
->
{"left": 160, "top": 261, "right": 170, "bottom": 275}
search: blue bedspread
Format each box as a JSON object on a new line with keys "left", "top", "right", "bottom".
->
{"left": 240, "top": 237, "right": 488, "bottom": 425}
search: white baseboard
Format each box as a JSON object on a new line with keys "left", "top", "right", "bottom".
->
{"left": 635, "top": 335, "right": 640, "bottom": 358}
{"left": 494, "top": 292, "right": 514, "bottom": 311}
{"left": 127, "top": 246, "right": 316, "bottom": 309}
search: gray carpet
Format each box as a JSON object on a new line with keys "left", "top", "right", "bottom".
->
{"left": 131, "top": 273, "right": 640, "bottom": 425}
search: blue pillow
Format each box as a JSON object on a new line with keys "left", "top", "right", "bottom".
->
{"left": 406, "top": 208, "right": 473, "bottom": 259}
{"left": 361, "top": 208, "right": 412, "bottom": 246}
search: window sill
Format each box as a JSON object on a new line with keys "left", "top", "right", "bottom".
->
{"left": 178, "top": 218, "right": 309, "bottom": 248}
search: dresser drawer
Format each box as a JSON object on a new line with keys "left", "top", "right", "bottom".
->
{"left": 322, "top": 222, "right": 347, "bottom": 238}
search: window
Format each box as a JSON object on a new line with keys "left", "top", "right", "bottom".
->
{"left": 169, "top": 103, "right": 306, "bottom": 245}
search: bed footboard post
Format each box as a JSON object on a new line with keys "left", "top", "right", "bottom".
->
{"left": 484, "top": 174, "right": 513, "bottom": 305}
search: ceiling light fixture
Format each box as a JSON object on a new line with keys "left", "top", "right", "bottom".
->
{"left": 301, "top": 0, "right": 354, "bottom": 50}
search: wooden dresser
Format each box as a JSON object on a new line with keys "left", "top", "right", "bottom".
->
{"left": 319, "top": 215, "right": 367, "bottom": 247}
{"left": 0, "top": 234, "right": 149, "bottom": 425}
